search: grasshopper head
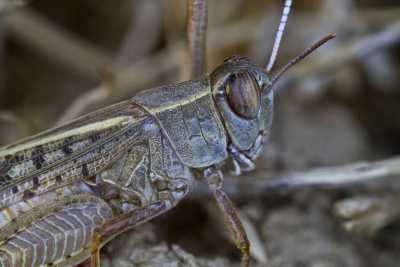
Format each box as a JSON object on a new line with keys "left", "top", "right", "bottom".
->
{"left": 210, "top": 34, "right": 335, "bottom": 172}
{"left": 210, "top": 56, "right": 273, "bottom": 164}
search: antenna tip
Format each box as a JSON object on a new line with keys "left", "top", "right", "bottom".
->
{"left": 325, "top": 33, "right": 337, "bottom": 41}
{"left": 269, "top": 32, "right": 337, "bottom": 87}
{"left": 316, "top": 33, "right": 337, "bottom": 48}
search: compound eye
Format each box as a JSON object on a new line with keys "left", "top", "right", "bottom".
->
{"left": 225, "top": 72, "right": 260, "bottom": 119}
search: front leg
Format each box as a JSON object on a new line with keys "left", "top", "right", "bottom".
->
{"left": 88, "top": 174, "right": 190, "bottom": 267}
{"left": 203, "top": 167, "right": 250, "bottom": 267}
{"left": 88, "top": 136, "right": 192, "bottom": 266}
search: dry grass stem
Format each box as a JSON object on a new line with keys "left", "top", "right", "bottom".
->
{"left": 187, "top": 0, "right": 208, "bottom": 79}
{"left": 257, "top": 156, "right": 400, "bottom": 190}
{"left": 191, "top": 156, "right": 400, "bottom": 198}
{"left": 334, "top": 195, "right": 400, "bottom": 236}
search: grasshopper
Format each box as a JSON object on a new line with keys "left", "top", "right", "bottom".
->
{"left": 0, "top": 1, "right": 334, "bottom": 266}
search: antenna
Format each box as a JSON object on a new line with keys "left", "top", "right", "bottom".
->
{"left": 266, "top": 0, "right": 293, "bottom": 73}
{"left": 270, "top": 33, "right": 336, "bottom": 87}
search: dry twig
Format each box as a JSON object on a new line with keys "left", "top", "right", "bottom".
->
{"left": 359, "top": 7, "right": 400, "bottom": 26}
{"left": 0, "top": 110, "right": 37, "bottom": 135}
{"left": 268, "top": 156, "right": 400, "bottom": 188}
{"left": 113, "top": 0, "right": 162, "bottom": 68}
{"left": 334, "top": 195, "right": 400, "bottom": 236}
{"left": 0, "top": 0, "right": 26, "bottom": 12}
{"left": 4, "top": 8, "right": 112, "bottom": 80}
{"left": 187, "top": 0, "right": 208, "bottom": 79}
{"left": 192, "top": 156, "right": 400, "bottom": 198}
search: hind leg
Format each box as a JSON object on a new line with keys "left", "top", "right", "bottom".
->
{"left": 0, "top": 195, "right": 112, "bottom": 267}
{"left": 87, "top": 200, "right": 173, "bottom": 267}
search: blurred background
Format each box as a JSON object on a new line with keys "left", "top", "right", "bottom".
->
{"left": 1, "top": 0, "right": 400, "bottom": 266}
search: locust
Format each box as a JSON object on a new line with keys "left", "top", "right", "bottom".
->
{"left": 0, "top": 1, "right": 334, "bottom": 266}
